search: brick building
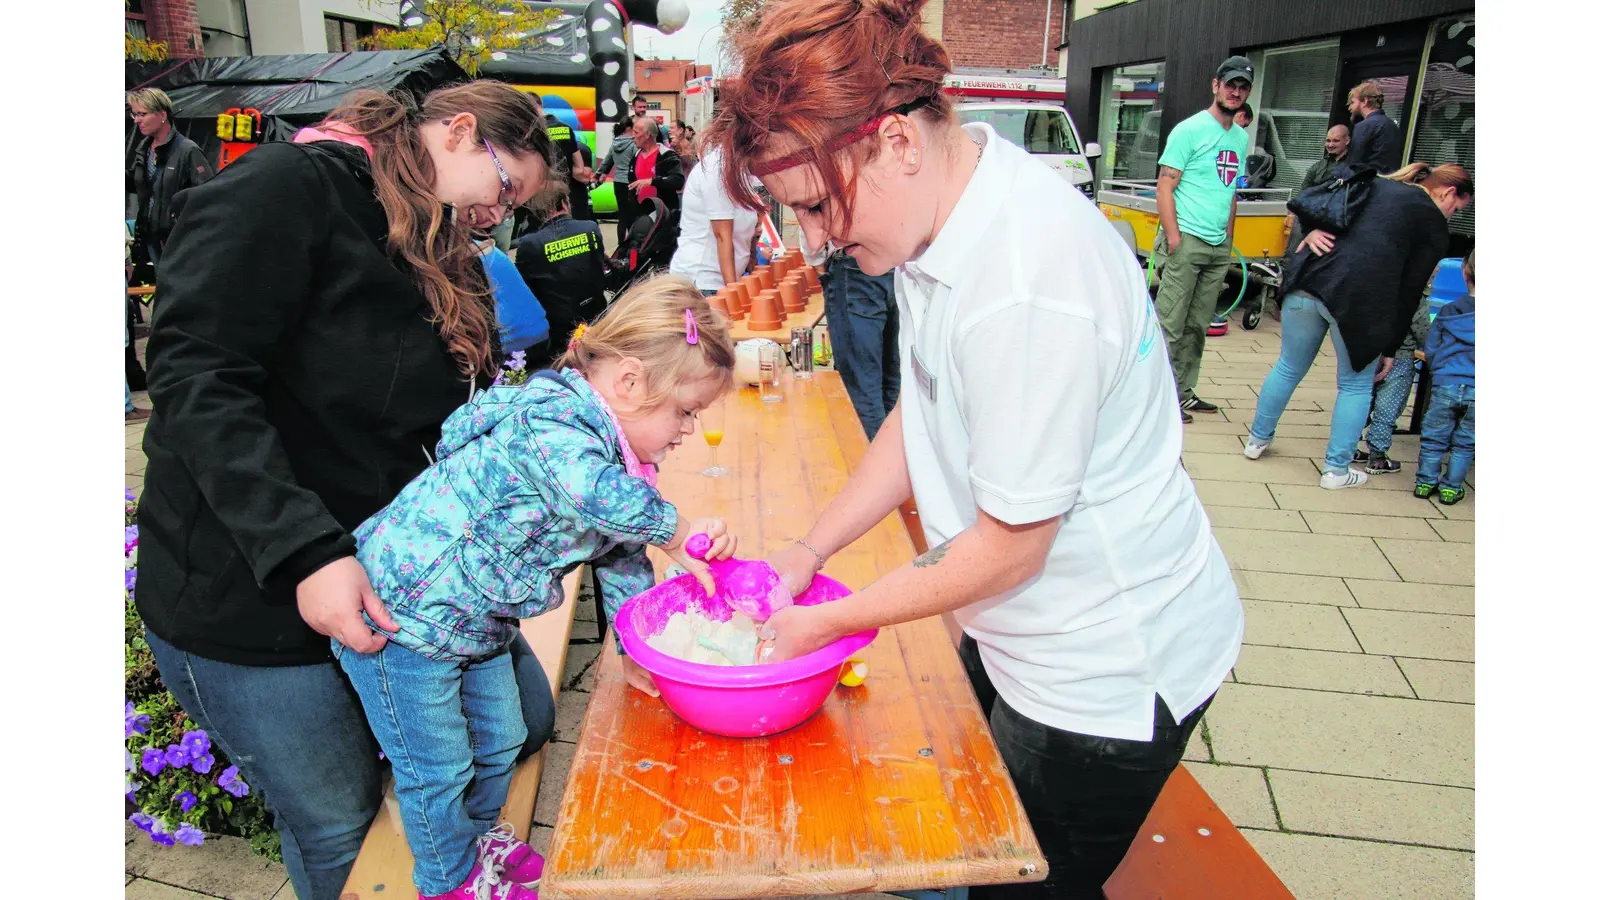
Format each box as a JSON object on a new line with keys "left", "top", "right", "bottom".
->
{"left": 926, "top": 0, "right": 1072, "bottom": 72}
{"left": 633, "top": 58, "right": 713, "bottom": 127}
{"left": 127, "top": 0, "right": 205, "bottom": 60}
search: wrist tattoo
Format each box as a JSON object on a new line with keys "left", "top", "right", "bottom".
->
{"left": 913, "top": 539, "right": 952, "bottom": 568}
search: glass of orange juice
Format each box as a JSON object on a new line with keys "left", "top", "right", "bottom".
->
{"left": 701, "top": 399, "right": 727, "bottom": 478}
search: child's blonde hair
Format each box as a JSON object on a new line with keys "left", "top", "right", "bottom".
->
{"left": 1462, "top": 249, "right": 1474, "bottom": 290}
{"left": 556, "top": 274, "right": 736, "bottom": 407}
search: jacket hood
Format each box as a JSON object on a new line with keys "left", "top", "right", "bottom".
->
{"left": 436, "top": 369, "right": 606, "bottom": 458}
{"left": 1434, "top": 296, "right": 1475, "bottom": 346}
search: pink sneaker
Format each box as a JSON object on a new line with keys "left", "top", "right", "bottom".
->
{"left": 419, "top": 849, "right": 538, "bottom": 900}
{"left": 477, "top": 823, "right": 544, "bottom": 891}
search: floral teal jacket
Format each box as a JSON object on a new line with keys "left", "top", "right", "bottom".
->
{"left": 351, "top": 369, "right": 676, "bottom": 661}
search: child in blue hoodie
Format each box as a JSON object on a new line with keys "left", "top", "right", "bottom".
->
{"left": 336, "top": 276, "right": 739, "bottom": 899}
{"left": 1416, "top": 250, "right": 1474, "bottom": 504}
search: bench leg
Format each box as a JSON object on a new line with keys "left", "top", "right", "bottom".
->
{"left": 889, "top": 888, "right": 970, "bottom": 900}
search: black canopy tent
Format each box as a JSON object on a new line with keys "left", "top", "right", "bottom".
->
{"left": 125, "top": 49, "right": 469, "bottom": 166}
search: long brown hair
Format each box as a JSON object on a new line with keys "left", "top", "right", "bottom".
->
{"left": 710, "top": 0, "right": 952, "bottom": 234}
{"left": 1384, "top": 161, "right": 1474, "bottom": 199}
{"left": 321, "top": 82, "right": 553, "bottom": 376}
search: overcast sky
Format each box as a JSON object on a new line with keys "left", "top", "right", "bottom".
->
{"left": 629, "top": 0, "right": 732, "bottom": 71}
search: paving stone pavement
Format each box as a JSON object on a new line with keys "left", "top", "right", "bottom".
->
{"left": 125, "top": 311, "right": 1472, "bottom": 898}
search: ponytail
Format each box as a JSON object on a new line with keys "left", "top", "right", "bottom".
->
{"left": 1383, "top": 161, "right": 1473, "bottom": 198}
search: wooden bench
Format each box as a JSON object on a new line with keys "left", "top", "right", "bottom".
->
{"left": 340, "top": 567, "right": 584, "bottom": 899}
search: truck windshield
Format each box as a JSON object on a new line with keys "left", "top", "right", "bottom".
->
{"left": 957, "top": 107, "right": 1080, "bottom": 155}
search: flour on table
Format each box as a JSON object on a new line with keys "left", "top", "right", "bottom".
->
{"left": 647, "top": 610, "right": 762, "bottom": 666}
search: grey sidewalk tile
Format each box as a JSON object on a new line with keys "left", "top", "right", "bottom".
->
{"left": 1185, "top": 453, "right": 1323, "bottom": 484}
{"left": 1185, "top": 763, "right": 1279, "bottom": 830}
{"left": 1269, "top": 769, "right": 1474, "bottom": 850}
{"left": 1428, "top": 519, "right": 1475, "bottom": 542}
{"left": 1375, "top": 539, "right": 1474, "bottom": 586}
{"left": 1301, "top": 511, "right": 1440, "bottom": 541}
{"left": 1345, "top": 579, "right": 1474, "bottom": 616}
{"left": 125, "top": 833, "right": 288, "bottom": 900}
{"left": 1232, "top": 570, "right": 1355, "bottom": 606}
{"left": 1396, "top": 658, "right": 1474, "bottom": 704}
{"left": 125, "top": 880, "right": 221, "bottom": 900}
{"left": 1214, "top": 528, "right": 1398, "bottom": 580}
{"left": 1269, "top": 484, "right": 1443, "bottom": 518}
{"left": 1241, "top": 828, "right": 1474, "bottom": 900}
{"left": 1344, "top": 608, "right": 1474, "bottom": 662}
{"left": 1232, "top": 645, "right": 1413, "bottom": 698}
{"left": 1206, "top": 507, "right": 1308, "bottom": 532}
{"left": 1206, "top": 683, "right": 1473, "bottom": 787}
{"left": 1241, "top": 599, "right": 1362, "bottom": 652}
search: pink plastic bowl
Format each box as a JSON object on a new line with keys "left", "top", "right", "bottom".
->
{"left": 616, "top": 572, "right": 878, "bottom": 738}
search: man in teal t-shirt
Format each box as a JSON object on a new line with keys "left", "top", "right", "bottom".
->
{"left": 1153, "top": 56, "right": 1254, "bottom": 420}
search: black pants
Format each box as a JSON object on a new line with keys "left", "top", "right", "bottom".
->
{"left": 959, "top": 636, "right": 1212, "bottom": 899}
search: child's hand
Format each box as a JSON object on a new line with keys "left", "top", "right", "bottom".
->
{"left": 688, "top": 517, "right": 737, "bottom": 560}
{"left": 622, "top": 655, "right": 660, "bottom": 697}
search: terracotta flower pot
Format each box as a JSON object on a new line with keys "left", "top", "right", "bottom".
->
{"left": 779, "top": 276, "right": 807, "bottom": 313}
{"left": 708, "top": 290, "right": 731, "bottom": 320}
{"left": 756, "top": 266, "right": 775, "bottom": 292}
{"left": 772, "top": 256, "right": 789, "bottom": 281}
{"left": 804, "top": 265, "right": 821, "bottom": 294}
{"left": 746, "top": 288, "right": 783, "bottom": 331}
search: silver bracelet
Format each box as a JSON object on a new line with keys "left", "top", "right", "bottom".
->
{"left": 795, "top": 538, "right": 827, "bottom": 568}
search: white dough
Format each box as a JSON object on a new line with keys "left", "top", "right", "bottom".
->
{"left": 647, "top": 610, "right": 761, "bottom": 666}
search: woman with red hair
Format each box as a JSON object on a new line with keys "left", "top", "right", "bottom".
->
{"left": 709, "top": 2, "right": 1244, "bottom": 896}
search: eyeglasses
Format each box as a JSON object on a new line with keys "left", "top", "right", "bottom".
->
{"left": 483, "top": 141, "right": 516, "bottom": 212}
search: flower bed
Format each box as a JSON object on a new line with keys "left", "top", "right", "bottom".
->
{"left": 124, "top": 489, "right": 280, "bottom": 859}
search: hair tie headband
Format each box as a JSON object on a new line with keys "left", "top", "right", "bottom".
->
{"left": 684, "top": 309, "right": 699, "bottom": 345}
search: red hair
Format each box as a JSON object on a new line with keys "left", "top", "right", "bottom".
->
{"left": 709, "top": 0, "right": 952, "bottom": 234}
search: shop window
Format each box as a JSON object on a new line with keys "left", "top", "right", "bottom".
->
{"left": 1251, "top": 40, "right": 1340, "bottom": 193}
{"left": 1408, "top": 15, "right": 1475, "bottom": 237}
{"left": 1096, "top": 60, "right": 1165, "bottom": 191}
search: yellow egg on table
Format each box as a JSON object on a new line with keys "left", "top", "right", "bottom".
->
{"left": 838, "top": 655, "right": 869, "bottom": 687}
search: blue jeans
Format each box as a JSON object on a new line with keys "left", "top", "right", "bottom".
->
{"left": 146, "top": 629, "right": 554, "bottom": 900}
{"left": 335, "top": 640, "right": 526, "bottom": 895}
{"left": 1415, "top": 383, "right": 1474, "bottom": 489}
{"left": 1250, "top": 291, "right": 1378, "bottom": 473}
{"left": 822, "top": 253, "right": 900, "bottom": 441}
{"left": 1364, "top": 353, "right": 1418, "bottom": 455}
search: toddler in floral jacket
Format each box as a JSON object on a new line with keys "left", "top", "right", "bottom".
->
{"left": 336, "top": 276, "right": 738, "bottom": 900}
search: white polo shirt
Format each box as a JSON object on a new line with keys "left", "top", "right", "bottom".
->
{"left": 669, "top": 148, "right": 761, "bottom": 292}
{"left": 898, "top": 122, "right": 1244, "bottom": 741}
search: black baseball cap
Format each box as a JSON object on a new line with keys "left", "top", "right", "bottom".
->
{"left": 1216, "top": 56, "right": 1255, "bottom": 85}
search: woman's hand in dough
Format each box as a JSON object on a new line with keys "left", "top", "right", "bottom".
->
{"left": 766, "top": 543, "right": 821, "bottom": 598}
{"left": 757, "top": 603, "right": 841, "bottom": 663}
{"left": 622, "top": 655, "right": 660, "bottom": 697}
{"left": 296, "top": 557, "right": 398, "bottom": 653}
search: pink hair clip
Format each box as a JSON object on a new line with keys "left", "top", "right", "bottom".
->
{"left": 684, "top": 308, "right": 699, "bottom": 345}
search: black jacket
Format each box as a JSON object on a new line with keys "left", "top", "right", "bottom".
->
{"left": 627, "top": 145, "right": 686, "bottom": 213}
{"left": 136, "top": 140, "right": 493, "bottom": 666}
{"left": 1282, "top": 177, "right": 1450, "bottom": 371}
{"left": 514, "top": 214, "right": 608, "bottom": 362}
{"left": 1349, "top": 111, "right": 1403, "bottom": 174}
{"left": 128, "top": 132, "right": 214, "bottom": 249}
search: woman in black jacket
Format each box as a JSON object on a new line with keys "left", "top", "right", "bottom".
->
{"left": 1243, "top": 162, "right": 1472, "bottom": 490}
{"left": 136, "top": 81, "right": 554, "bottom": 900}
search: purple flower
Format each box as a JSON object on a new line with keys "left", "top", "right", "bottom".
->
{"left": 125, "top": 701, "right": 150, "bottom": 738}
{"left": 126, "top": 488, "right": 137, "bottom": 503}
{"left": 140, "top": 748, "right": 166, "bottom": 777}
{"left": 125, "top": 524, "right": 140, "bottom": 554}
{"left": 126, "top": 567, "right": 138, "bottom": 592}
{"left": 217, "top": 765, "right": 250, "bottom": 798}
{"left": 190, "top": 752, "right": 215, "bottom": 774}
{"left": 179, "top": 730, "right": 210, "bottom": 759}
{"left": 126, "top": 750, "right": 137, "bottom": 772}
{"left": 129, "top": 812, "right": 155, "bottom": 833}
{"left": 126, "top": 777, "right": 138, "bottom": 804}
{"left": 164, "top": 744, "right": 191, "bottom": 769}
{"left": 175, "top": 791, "right": 198, "bottom": 813}
{"left": 150, "top": 828, "right": 176, "bottom": 847}
{"left": 174, "top": 823, "right": 205, "bottom": 846}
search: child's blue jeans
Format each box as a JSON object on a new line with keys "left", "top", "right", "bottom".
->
{"left": 1415, "top": 383, "right": 1475, "bottom": 490}
{"left": 334, "top": 639, "right": 526, "bottom": 895}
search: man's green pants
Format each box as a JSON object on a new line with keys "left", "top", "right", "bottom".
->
{"left": 1152, "top": 232, "right": 1233, "bottom": 400}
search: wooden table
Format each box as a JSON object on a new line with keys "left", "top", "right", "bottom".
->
{"left": 541, "top": 371, "right": 1046, "bottom": 899}
{"left": 728, "top": 290, "right": 826, "bottom": 343}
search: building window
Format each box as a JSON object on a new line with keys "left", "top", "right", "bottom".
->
{"left": 1248, "top": 39, "right": 1340, "bottom": 193}
{"left": 326, "top": 15, "right": 384, "bottom": 53}
{"left": 1096, "top": 60, "right": 1165, "bottom": 191}
{"left": 127, "top": 0, "right": 148, "bottom": 40}
{"left": 1408, "top": 15, "right": 1474, "bottom": 237}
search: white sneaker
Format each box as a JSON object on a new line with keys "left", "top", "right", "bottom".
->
{"left": 1320, "top": 469, "right": 1369, "bottom": 490}
{"left": 1243, "top": 438, "right": 1270, "bottom": 460}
